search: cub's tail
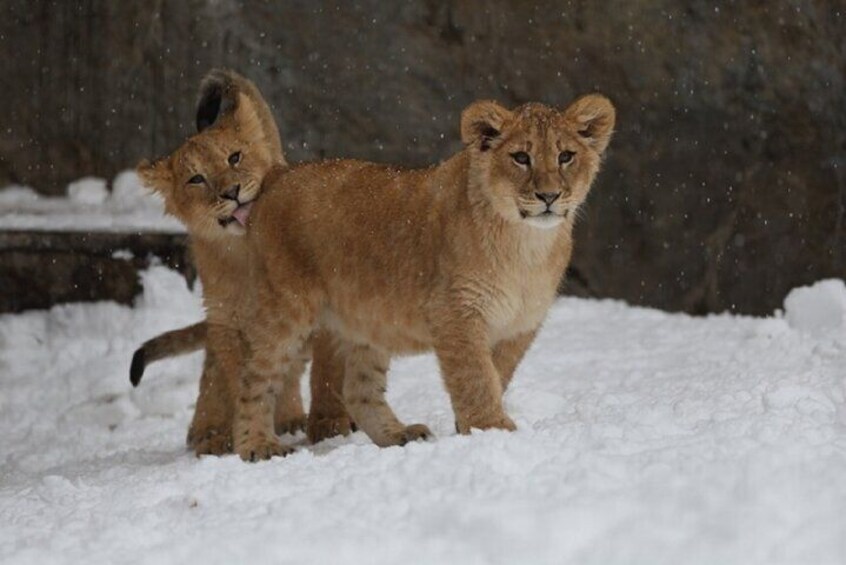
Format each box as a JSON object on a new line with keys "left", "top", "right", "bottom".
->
{"left": 130, "top": 322, "right": 207, "bottom": 387}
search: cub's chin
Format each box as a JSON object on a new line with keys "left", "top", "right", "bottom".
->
{"left": 204, "top": 217, "right": 246, "bottom": 237}
{"left": 522, "top": 212, "right": 566, "bottom": 230}
{"left": 222, "top": 222, "right": 247, "bottom": 236}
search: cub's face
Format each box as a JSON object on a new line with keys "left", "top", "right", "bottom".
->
{"left": 461, "top": 96, "right": 615, "bottom": 229}
{"left": 138, "top": 85, "right": 283, "bottom": 239}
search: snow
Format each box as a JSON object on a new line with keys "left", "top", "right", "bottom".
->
{"left": 66, "top": 177, "right": 109, "bottom": 206}
{"left": 784, "top": 279, "right": 846, "bottom": 338}
{"left": 1, "top": 267, "right": 845, "bottom": 564}
{"left": 0, "top": 172, "right": 185, "bottom": 233}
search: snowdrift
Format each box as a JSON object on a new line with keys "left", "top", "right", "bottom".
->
{"left": 1, "top": 268, "right": 844, "bottom": 564}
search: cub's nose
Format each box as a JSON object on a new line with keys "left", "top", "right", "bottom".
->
{"left": 535, "top": 192, "right": 560, "bottom": 206}
{"left": 222, "top": 184, "right": 241, "bottom": 201}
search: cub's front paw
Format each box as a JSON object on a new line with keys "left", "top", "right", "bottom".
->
{"left": 456, "top": 413, "right": 516, "bottom": 434}
{"left": 236, "top": 436, "right": 294, "bottom": 462}
{"left": 307, "top": 414, "right": 354, "bottom": 444}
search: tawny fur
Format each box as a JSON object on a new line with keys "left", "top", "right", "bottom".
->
{"left": 233, "top": 95, "right": 616, "bottom": 460}
{"left": 136, "top": 69, "right": 351, "bottom": 454}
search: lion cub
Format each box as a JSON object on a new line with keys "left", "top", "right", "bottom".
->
{"left": 135, "top": 69, "right": 351, "bottom": 454}
{"left": 233, "top": 94, "right": 615, "bottom": 460}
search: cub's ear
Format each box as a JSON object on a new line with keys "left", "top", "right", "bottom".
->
{"left": 460, "top": 100, "right": 512, "bottom": 150}
{"left": 195, "top": 68, "right": 286, "bottom": 165}
{"left": 136, "top": 158, "right": 173, "bottom": 194}
{"left": 233, "top": 82, "right": 285, "bottom": 165}
{"left": 564, "top": 94, "right": 616, "bottom": 154}
{"left": 230, "top": 91, "right": 265, "bottom": 137}
{"left": 196, "top": 69, "right": 239, "bottom": 132}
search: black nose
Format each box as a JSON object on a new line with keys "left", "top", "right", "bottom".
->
{"left": 535, "top": 192, "right": 560, "bottom": 206}
{"left": 222, "top": 184, "right": 240, "bottom": 201}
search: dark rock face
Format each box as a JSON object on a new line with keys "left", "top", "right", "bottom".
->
{"left": 1, "top": 1, "right": 843, "bottom": 314}
{"left": 0, "top": 231, "right": 193, "bottom": 313}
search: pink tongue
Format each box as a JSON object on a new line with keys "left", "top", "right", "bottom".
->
{"left": 232, "top": 201, "right": 254, "bottom": 227}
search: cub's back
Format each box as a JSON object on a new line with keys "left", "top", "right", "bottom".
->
{"left": 257, "top": 159, "right": 444, "bottom": 261}
{"left": 251, "top": 159, "right": 447, "bottom": 338}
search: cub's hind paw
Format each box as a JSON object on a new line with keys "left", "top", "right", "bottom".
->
{"left": 456, "top": 413, "right": 516, "bottom": 434}
{"left": 373, "top": 424, "right": 434, "bottom": 447}
{"left": 307, "top": 414, "right": 354, "bottom": 444}
{"left": 188, "top": 427, "right": 232, "bottom": 456}
{"left": 275, "top": 415, "right": 308, "bottom": 436}
{"left": 398, "top": 423, "right": 433, "bottom": 445}
{"left": 193, "top": 433, "right": 232, "bottom": 456}
{"left": 236, "top": 437, "right": 294, "bottom": 462}
{"left": 371, "top": 423, "right": 433, "bottom": 448}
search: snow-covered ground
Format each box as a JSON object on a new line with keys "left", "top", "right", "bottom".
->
{"left": 0, "top": 173, "right": 184, "bottom": 232}
{"left": 1, "top": 267, "right": 845, "bottom": 564}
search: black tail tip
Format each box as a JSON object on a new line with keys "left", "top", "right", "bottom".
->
{"left": 130, "top": 349, "right": 146, "bottom": 387}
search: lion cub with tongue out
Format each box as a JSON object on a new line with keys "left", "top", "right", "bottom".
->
{"left": 136, "top": 70, "right": 351, "bottom": 454}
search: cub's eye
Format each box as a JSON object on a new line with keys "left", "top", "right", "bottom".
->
{"left": 558, "top": 151, "right": 575, "bottom": 165}
{"left": 511, "top": 151, "right": 531, "bottom": 166}
{"left": 228, "top": 151, "right": 241, "bottom": 166}
{"left": 187, "top": 174, "right": 205, "bottom": 185}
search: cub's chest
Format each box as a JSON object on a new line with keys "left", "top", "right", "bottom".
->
{"left": 479, "top": 270, "right": 559, "bottom": 342}
{"left": 192, "top": 240, "right": 251, "bottom": 323}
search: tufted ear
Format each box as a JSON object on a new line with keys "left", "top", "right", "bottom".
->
{"left": 460, "top": 100, "right": 512, "bottom": 150}
{"left": 563, "top": 94, "right": 616, "bottom": 154}
{"left": 136, "top": 158, "right": 173, "bottom": 195}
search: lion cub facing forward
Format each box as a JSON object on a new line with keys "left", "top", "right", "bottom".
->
{"left": 234, "top": 95, "right": 615, "bottom": 460}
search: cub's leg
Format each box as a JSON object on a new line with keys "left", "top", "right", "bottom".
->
{"left": 341, "top": 342, "right": 430, "bottom": 447}
{"left": 307, "top": 330, "right": 354, "bottom": 443}
{"left": 234, "top": 287, "right": 315, "bottom": 462}
{"left": 190, "top": 330, "right": 309, "bottom": 453}
{"left": 432, "top": 316, "right": 516, "bottom": 434}
{"left": 187, "top": 351, "right": 232, "bottom": 455}
{"left": 491, "top": 330, "right": 538, "bottom": 392}
{"left": 273, "top": 359, "right": 308, "bottom": 435}
{"left": 187, "top": 324, "right": 242, "bottom": 455}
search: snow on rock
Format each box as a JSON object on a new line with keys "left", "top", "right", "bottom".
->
{"left": 1, "top": 268, "right": 845, "bottom": 564}
{"left": 0, "top": 172, "right": 184, "bottom": 233}
{"left": 784, "top": 279, "right": 846, "bottom": 338}
{"left": 0, "top": 185, "right": 39, "bottom": 206}
{"left": 111, "top": 170, "right": 150, "bottom": 205}
{"left": 67, "top": 176, "right": 109, "bottom": 205}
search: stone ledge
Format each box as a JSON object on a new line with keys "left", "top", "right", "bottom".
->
{"left": 0, "top": 230, "right": 194, "bottom": 313}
